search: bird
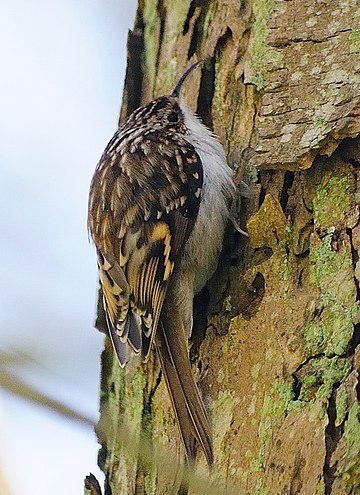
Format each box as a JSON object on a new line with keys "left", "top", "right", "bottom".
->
{"left": 87, "top": 61, "right": 236, "bottom": 467}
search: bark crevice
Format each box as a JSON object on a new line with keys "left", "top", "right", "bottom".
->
{"left": 86, "top": 2, "right": 360, "bottom": 494}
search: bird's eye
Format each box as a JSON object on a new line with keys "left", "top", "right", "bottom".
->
{"left": 167, "top": 111, "right": 179, "bottom": 123}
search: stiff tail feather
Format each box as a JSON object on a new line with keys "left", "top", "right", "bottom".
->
{"left": 155, "top": 303, "right": 213, "bottom": 466}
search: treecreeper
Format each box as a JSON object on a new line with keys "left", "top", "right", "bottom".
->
{"left": 87, "top": 61, "right": 239, "bottom": 468}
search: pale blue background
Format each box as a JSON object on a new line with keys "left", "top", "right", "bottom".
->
{"left": 0, "top": 1, "right": 137, "bottom": 493}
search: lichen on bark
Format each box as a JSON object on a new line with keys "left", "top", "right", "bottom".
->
{"left": 90, "top": 1, "right": 360, "bottom": 494}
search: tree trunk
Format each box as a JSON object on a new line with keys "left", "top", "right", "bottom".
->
{"left": 91, "top": 1, "right": 360, "bottom": 494}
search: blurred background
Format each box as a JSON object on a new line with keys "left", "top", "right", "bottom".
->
{"left": 0, "top": 0, "right": 137, "bottom": 493}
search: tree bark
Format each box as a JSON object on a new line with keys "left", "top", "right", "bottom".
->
{"left": 91, "top": 1, "right": 360, "bottom": 494}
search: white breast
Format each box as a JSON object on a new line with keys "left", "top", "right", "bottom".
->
{"left": 179, "top": 102, "right": 235, "bottom": 294}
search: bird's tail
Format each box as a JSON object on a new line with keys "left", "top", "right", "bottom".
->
{"left": 155, "top": 302, "right": 213, "bottom": 467}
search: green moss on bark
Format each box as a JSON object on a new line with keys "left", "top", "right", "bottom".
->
{"left": 248, "top": 0, "right": 276, "bottom": 90}
{"left": 337, "top": 402, "right": 360, "bottom": 488}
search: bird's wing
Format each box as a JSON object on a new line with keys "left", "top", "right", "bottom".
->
{"left": 88, "top": 131, "right": 203, "bottom": 365}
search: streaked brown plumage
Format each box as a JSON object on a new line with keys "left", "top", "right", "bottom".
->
{"left": 88, "top": 62, "right": 235, "bottom": 466}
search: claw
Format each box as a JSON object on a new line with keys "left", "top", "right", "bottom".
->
{"left": 230, "top": 180, "right": 250, "bottom": 237}
{"left": 231, "top": 216, "right": 249, "bottom": 237}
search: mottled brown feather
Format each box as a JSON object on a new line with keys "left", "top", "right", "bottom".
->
{"left": 88, "top": 97, "right": 203, "bottom": 365}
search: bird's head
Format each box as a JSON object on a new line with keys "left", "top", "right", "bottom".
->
{"left": 125, "top": 61, "right": 203, "bottom": 132}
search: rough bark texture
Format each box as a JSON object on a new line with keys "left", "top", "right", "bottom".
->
{"left": 91, "top": 1, "right": 360, "bottom": 494}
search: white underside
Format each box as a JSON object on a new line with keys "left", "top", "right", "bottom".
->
{"left": 171, "top": 102, "right": 235, "bottom": 334}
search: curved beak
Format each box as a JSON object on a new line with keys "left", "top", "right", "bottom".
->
{"left": 171, "top": 60, "right": 203, "bottom": 98}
